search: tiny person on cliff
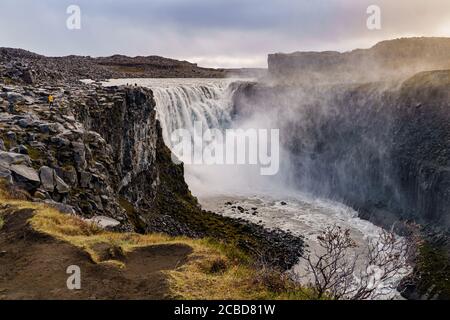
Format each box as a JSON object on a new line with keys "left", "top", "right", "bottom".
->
{"left": 48, "top": 95, "right": 54, "bottom": 108}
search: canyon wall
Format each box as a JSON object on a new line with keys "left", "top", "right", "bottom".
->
{"left": 233, "top": 70, "right": 450, "bottom": 229}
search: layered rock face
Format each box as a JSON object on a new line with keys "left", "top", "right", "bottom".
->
{"left": 0, "top": 83, "right": 161, "bottom": 230}
{"left": 0, "top": 80, "right": 211, "bottom": 234}
{"left": 268, "top": 38, "right": 450, "bottom": 84}
{"left": 233, "top": 70, "right": 450, "bottom": 230}
{"left": 0, "top": 80, "right": 207, "bottom": 234}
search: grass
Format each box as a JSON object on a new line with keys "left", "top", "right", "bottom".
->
{"left": 0, "top": 180, "right": 312, "bottom": 300}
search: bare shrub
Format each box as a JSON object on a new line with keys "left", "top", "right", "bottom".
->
{"left": 298, "top": 224, "right": 419, "bottom": 300}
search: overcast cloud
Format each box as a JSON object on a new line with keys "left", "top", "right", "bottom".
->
{"left": 0, "top": 0, "right": 449, "bottom": 67}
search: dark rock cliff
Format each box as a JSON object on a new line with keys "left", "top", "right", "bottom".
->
{"left": 232, "top": 70, "right": 450, "bottom": 230}
{"left": 232, "top": 71, "right": 450, "bottom": 298}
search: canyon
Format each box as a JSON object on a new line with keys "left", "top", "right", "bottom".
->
{"left": 1, "top": 37, "right": 449, "bottom": 299}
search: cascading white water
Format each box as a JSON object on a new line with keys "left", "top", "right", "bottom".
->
{"left": 101, "top": 78, "right": 409, "bottom": 299}
{"left": 150, "top": 79, "right": 235, "bottom": 148}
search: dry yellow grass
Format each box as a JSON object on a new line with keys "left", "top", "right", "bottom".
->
{"left": 0, "top": 182, "right": 310, "bottom": 300}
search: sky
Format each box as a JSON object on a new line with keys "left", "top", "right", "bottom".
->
{"left": 1, "top": 0, "right": 450, "bottom": 68}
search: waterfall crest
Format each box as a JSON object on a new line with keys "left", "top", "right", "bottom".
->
{"left": 151, "top": 81, "right": 236, "bottom": 147}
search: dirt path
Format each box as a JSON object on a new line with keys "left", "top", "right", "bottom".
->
{"left": 0, "top": 208, "right": 192, "bottom": 300}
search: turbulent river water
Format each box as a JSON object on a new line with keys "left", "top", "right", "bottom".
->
{"left": 103, "top": 78, "right": 407, "bottom": 299}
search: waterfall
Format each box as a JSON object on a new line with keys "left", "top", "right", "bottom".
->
{"left": 151, "top": 80, "right": 236, "bottom": 147}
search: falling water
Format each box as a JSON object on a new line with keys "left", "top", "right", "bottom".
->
{"left": 150, "top": 79, "right": 236, "bottom": 147}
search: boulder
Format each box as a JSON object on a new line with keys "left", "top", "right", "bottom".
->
{"left": 10, "top": 144, "right": 29, "bottom": 155}
{"left": 86, "top": 216, "right": 120, "bottom": 229}
{"left": 38, "top": 166, "right": 70, "bottom": 194}
{"left": 54, "top": 174, "right": 70, "bottom": 194}
{"left": 38, "top": 123, "right": 50, "bottom": 133}
{"left": 0, "top": 139, "right": 5, "bottom": 151}
{"left": 6, "top": 92, "right": 25, "bottom": 104}
{"left": 39, "top": 166, "right": 55, "bottom": 192}
{"left": 56, "top": 165, "right": 78, "bottom": 186}
{"left": 16, "top": 118, "right": 32, "bottom": 128}
{"left": 0, "top": 151, "right": 30, "bottom": 167}
{"left": 10, "top": 164, "right": 40, "bottom": 191}
{"left": 47, "top": 123, "right": 65, "bottom": 134}
{"left": 43, "top": 200, "right": 76, "bottom": 214}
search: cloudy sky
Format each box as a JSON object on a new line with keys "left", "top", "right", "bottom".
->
{"left": 1, "top": 0, "right": 449, "bottom": 68}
